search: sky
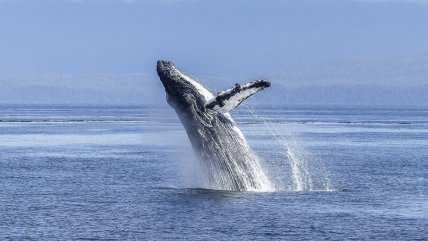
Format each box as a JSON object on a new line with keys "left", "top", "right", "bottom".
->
{"left": 0, "top": 0, "right": 427, "bottom": 105}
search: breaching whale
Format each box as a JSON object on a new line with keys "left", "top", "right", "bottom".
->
{"left": 157, "top": 60, "right": 273, "bottom": 191}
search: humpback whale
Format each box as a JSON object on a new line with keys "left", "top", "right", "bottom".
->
{"left": 157, "top": 60, "right": 273, "bottom": 191}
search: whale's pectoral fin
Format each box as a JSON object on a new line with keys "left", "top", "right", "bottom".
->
{"left": 204, "top": 80, "right": 271, "bottom": 113}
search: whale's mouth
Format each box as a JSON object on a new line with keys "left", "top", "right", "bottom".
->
{"left": 157, "top": 60, "right": 174, "bottom": 72}
{"left": 156, "top": 60, "right": 214, "bottom": 102}
{"left": 156, "top": 60, "right": 181, "bottom": 97}
{"left": 156, "top": 60, "right": 175, "bottom": 85}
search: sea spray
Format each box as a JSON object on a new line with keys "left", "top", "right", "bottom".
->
{"left": 244, "top": 105, "right": 334, "bottom": 192}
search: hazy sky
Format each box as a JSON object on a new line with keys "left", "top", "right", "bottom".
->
{"left": 0, "top": 0, "right": 427, "bottom": 105}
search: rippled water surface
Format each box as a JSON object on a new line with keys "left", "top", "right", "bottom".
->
{"left": 0, "top": 105, "right": 426, "bottom": 240}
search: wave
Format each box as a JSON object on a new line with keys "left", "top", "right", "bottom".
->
{"left": 236, "top": 118, "right": 428, "bottom": 125}
{"left": 157, "top": 186, "right": 340, "bottom": 193}
{"left": 2, "top": 118, "right": 426, "bottom": 126}
{"left": 0, "top": 119, "right": 146, "bottom": 123}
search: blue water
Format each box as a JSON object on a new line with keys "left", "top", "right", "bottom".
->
{"left": 0, "top": 105, "right": 426, "bottom": 240}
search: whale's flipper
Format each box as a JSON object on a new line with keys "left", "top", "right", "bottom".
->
{"left": 205, "top": 80, "right": 271, "bottom": 113}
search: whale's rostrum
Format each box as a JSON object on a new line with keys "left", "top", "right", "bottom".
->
{"left": 157, "top": 60, "right": 273, "bottom": 191}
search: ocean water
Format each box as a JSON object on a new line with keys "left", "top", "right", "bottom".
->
{"left": 0, "top": 105, "right": 426, "bottom": 240}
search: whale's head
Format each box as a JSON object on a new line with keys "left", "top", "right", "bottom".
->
{"left": 157, "top": 60, "right": 213, "bottom": 111}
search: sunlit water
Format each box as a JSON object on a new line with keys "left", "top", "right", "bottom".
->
{"left": 0, "top": 105, "right": 426, "bottom": 240}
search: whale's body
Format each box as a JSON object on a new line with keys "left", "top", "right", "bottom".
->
{"left": 157, "top": 61, "right": 272, "bottom": 191}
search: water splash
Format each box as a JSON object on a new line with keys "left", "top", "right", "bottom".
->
{"left": 173, "top": 103, "right": 332, "bottom": 192}
{"left": 198, "top": 120, "right": 275, "bottom": 192}
{"left": 173, "top": 105, "right": 275, "bottom": 192}
{"left": 244, "top": 105, "right": 335, "bottom": 192}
